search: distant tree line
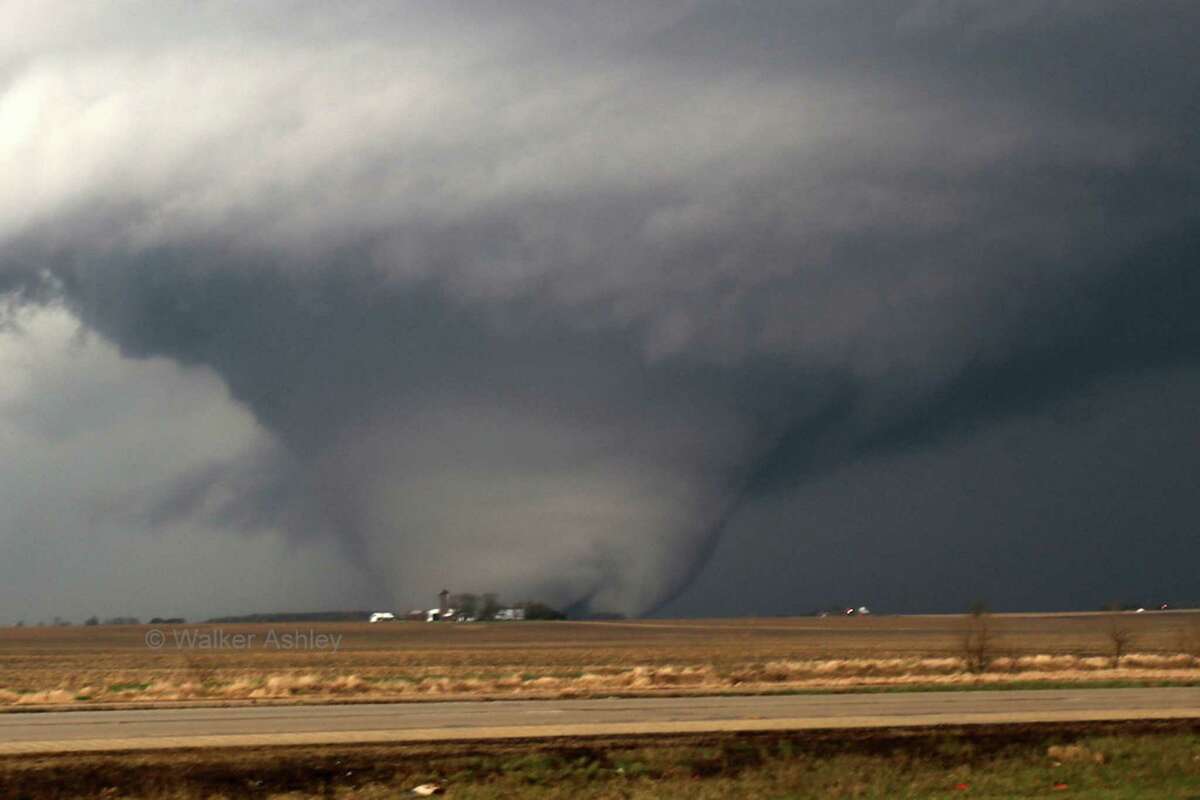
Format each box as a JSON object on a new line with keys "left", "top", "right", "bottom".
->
{"left": 83, "top": 616, "right": 145, "bottom": 626}
{"left": 205, "top": 611, "right": 370, "bottom": 624}
{"left": 5, "top": 616, "right": 190, "bottom": 627}
{"left": 449, "top": 593, "right": 566, "bottom": 620}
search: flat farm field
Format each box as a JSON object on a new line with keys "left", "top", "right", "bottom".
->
{"left": 2, "top": 612, "right": 1199, "bottom": 709}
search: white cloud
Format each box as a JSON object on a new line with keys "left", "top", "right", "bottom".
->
{"left": 0, "top": 305, "right": 361, "bottom": 624}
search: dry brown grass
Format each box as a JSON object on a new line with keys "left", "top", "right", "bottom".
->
{"left": 2, "top": 612, "right": 1198, "bottom": 708}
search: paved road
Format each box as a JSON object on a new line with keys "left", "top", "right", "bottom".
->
{"left": 2, "top": 688, "right": 1198, "bottom": 754}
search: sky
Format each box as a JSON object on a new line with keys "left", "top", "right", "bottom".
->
{"left": 1, "top": 1, "right": 1198, "bottom": 623}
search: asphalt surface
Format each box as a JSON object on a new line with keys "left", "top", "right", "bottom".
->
{"left": 2, "top": 687, "right": 1198, "bottom": 754}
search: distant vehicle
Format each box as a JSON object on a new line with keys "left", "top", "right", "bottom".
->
{"left": 368, "top": 612, "right": 397, "bottom": 623}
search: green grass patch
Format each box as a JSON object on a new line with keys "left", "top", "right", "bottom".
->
{"left": 4, "top": 724, "right": 1199, "bottom": 799}
{"left": 417, "top": 730, "right": 1200, "bottom": 799}
{"left": 107, "top": 682, "right": 152, "bottom": 693}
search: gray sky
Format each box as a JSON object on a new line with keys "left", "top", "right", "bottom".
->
{"left": 1, "top": 1, "right": 1198, "bottom": 622}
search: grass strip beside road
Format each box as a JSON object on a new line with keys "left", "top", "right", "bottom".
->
{"left": 2, "top": 721, "right": 1198, "bottom": 799}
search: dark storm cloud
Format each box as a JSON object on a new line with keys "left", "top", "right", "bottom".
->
{"left": 2, "top": 1, "right": 1199, "bottom": 615}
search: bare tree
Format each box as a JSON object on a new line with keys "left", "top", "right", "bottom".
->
{"left": 961, "top": 601, "right": 993, "bottom": 674}
{"left": 1105, "top": 608, "right": 1135, "bottom": 668}
{"left": 450, "top": 593, "right": 479, "bottom": 619}
{"left": 479, "top": 593, "right": 501, "bottom": 620}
